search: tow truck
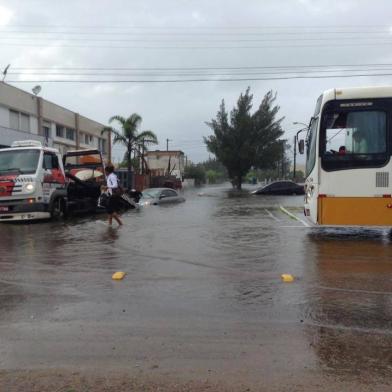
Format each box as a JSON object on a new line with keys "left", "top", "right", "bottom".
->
{"left": 0, "top": 140, "right": 108, "bottom": 222}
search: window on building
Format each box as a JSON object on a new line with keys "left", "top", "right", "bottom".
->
{"left": 42, "top": 122, "right": 51, "bottom": 139}
{"left": 9, "top": 110, "right": 19, "bottom": 129}
{"left": 56, "top": 124, "right": 64, "bottom": 138}
{"left": 84, "top": 134, "right": 92, "bottom": 144}
{"left": 66, "top": 128, "right": 75, "bottom": 140}
{"left": 97, "top": 138, "right": 106, "bottom": 153}
{"left": 9, "top": 110, "right": 30, "bottom": 132}
{"left": 20, "top": 113, "right": 30, "bottom": 132}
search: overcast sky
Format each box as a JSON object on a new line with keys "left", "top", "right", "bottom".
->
{"left": 1, "top": 0, "right": 392, "bottom": 164}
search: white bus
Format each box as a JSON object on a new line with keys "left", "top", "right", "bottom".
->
{"left": 300, "top": 86, "right": 392, "bottom": 226}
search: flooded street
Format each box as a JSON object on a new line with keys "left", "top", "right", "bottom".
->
{"left": 1, "top": 185, "right": 392, "bottom": 391}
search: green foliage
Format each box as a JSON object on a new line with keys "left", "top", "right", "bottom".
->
{"left": 289, "top": 170, "right": 305, "bottom": 182}
{"left": 204, "top": 88, "right": 284, "bottom": 190}
{"left": 102, "top": 113, "right": 158, "bottom": 186}
{"left": 199, "top": 158, "right": 227, "bottom": 184}
{"left": 184, "top": 164, "right": 206, "bottom": 186}
{"left": 118, "top": 156, "right": 140, "bottom": 171}
{"left": 200, "top": 157, "right": 227, "bottom": 177}
{"left": 206, "top": 169, "right": 219, "bottom": 184}
{"left": 245, "top": 169, "right": 258, "bottom": 184}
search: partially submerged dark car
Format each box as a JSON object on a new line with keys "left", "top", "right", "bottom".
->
{"left": 252, "top": 181, "right": 305, "bottom": 196}
{"left": 139, "top": 188, "right": 185, "bottom": 206}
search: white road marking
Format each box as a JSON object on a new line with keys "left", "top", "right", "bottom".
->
{"left": 279, "top": 206, "right": 310, "bottom": 227}
{"left": 264, "top": 208, "right": 281, "bottom": 222}
{"left": 279, "top": 225, "right": 309, "bottom": 228}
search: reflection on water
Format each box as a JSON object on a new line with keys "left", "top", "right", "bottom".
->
{"left": 305, "top": 230, "right": 392, "bottom": 377}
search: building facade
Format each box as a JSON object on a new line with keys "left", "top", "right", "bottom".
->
{"left": 145, "top": 150, "right": 185, "bottom": 179}
{"left": 0, "top": 82, "right": 111, "bottom": 161}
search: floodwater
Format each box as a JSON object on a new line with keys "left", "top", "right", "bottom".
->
{"left": 0, "top": 184, "right": 392, "bottom": 391}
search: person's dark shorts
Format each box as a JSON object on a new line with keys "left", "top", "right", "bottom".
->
{"left": 107, "top": 194, "right": 121, "bottom": 214}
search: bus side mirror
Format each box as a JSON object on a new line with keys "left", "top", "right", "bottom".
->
{"left": 298, "top": 139, "right": 305, "bottom": 155}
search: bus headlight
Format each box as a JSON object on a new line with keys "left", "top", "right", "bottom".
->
{"left": 23, "top": 183, "right": 35, "bottom": 193}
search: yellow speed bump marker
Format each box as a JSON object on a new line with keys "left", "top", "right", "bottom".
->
{"left": 112, "top": 271, "right": 126, "bottom": 280}
{"left": 281, "top": 274, "right": 294, "bottom": 283}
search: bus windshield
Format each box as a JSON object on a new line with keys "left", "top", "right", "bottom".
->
{"left": 321, "top": 108, "right": 388, "bottom": 171}
{"left": 0, "top": 149, "right": 41, "bottom": 174}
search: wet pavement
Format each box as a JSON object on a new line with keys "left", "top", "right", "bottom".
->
{"left": 1, "top": 185, "right": 392, "bottom": 391}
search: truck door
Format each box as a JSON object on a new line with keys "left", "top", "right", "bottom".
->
{"left": 42, "top": 152, "right": 66, "bottom": 203}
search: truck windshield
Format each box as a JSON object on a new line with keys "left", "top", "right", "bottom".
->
{"left": 0, "top": 149, "right": 40, "bottom": 174}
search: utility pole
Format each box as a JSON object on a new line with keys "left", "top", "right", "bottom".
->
{"left": 166, "top": 138, "right": 172, "bottom": 151}
{"left": 293, "top": 135, "right": 297, "bottom": 181}
{"left": 141, "top": 138, "right": 145, "bottom": 175}
{"left": 281, "top": 141, "right": 284, "bottom": 179}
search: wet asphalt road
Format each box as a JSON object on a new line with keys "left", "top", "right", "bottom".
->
{"left": 1, "top": 185, "right": 392, "bottom": 390}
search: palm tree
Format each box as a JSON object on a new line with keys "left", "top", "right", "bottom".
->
{"left": 101, "top": 113, "right": 158, "bottom": 189}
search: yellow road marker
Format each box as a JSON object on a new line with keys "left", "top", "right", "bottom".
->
{"left": 112, "top": 271, "right": 126, "bottom": 280}
{"left": 281, "top": 274, "right": 294, "bottom": 283}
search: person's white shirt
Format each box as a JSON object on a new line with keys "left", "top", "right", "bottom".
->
{"left": 107, "top": 172, "right": 118, "bottom": 194}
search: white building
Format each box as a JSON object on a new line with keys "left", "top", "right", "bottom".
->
{"left": 145, "top": 150, "right": 185, "bottom": 179}
{"left": 0, "top": 82, "right": 111, "bottom": 161}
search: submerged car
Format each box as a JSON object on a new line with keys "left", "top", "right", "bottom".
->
{"left": 252, "top": 181, "right": 305, "bottom": 195}
{"left": 140, "top": 187, "right": 186, "bottom": 205}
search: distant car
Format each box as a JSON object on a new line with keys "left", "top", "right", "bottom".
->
{"left": 140, "top": 187, "right": 186, "bottom": 206}
{"left": 252, "top": 181, "right": 305, "bottom": 195}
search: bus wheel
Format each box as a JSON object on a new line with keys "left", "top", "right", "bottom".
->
{"left": 50, "top": 198, "right": 65, "bottom": 219}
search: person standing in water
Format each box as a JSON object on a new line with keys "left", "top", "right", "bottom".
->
{"left": 105, "top": 164, "right": 123, "bottom": 226}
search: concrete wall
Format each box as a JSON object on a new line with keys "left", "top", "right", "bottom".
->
{"left": 30, "top": 117, "right": 38, "bottom": 134}
{"left": 0, "top": 125, "right": 51, "bottom": 147}
{"left": 79, "top": 115, "right": 109, "bottom": 155}
{"left": 0, "top": 82, "right": 38, "bottom": 115}
{"left": 146, "top": 152, "right": 185, "bottom": 179}
{"left": 42, "top": 101, "right": 76, "bottom": 129}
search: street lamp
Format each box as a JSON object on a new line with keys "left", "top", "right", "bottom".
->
{"left": 292, "top": 122, "right": 309, "bottom": 181}
{"left": 293, "top": 121, "right": 308, "bottom": 128}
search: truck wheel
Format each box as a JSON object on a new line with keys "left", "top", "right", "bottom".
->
{"left": 50, "top": 198, "right": 65, "bottom": 219}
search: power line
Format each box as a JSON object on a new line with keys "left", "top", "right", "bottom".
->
{"left": 10, "top": 63, "right": 392, "bottom": 71}
{"left": 8, "top": 67, "right": 392, "bottom": 77}
{"left": 2, "top": 36, "right": 392, "bottom": 44}
{"left": 7, "top": 71, "right": 392, "bottom": 83}
{"left": 1, "top": 30, "right": 392, "bottom": 36}
{"left": 3, "top": 42, "right": 392, "bottom": 50}
{"left": 1, "top": 23, "right": 391, "bottom": 30}
{"left": 3, "top": 36, "right": 392, "bottom": 42}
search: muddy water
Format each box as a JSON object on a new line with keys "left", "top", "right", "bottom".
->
{"left": 0, "top": 185, "right": 392, "bottom": 389}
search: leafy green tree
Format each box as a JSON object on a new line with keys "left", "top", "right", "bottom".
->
{"left": 102, "top": 113, "right": 158, "bottom": 187}
{"left": 290, "top": 170, "right": 305, "bottom": 182}
{"left": 206, "top": 169, "right": 219, "bottom": 184}
{"left": 118, "top": 156, "right": 140, "bottom": 172}
{"left": 200, "top": 157, "right": 228, "bottom": 180}
{"left": 204, "top": 88, "right": 284, "bottom": 190}
{"left": 184, "top": 163, "right": 206, "bottom": 186}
